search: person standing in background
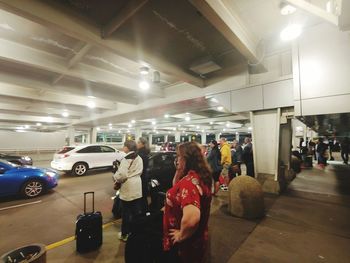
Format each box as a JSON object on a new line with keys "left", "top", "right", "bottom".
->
{"left": 137, "top": 137, "right": 150, "bottom": 212}
{"left": 231, "top": 140, "right": 242, "bottom": 177}
{"left": 219, "top": 137, "right": 231, "bottom": 191}
{"left": 242, "top": 137, "right": 254, "bottom": 177}
{"left": 341, "top": 137, "right": 349, "bottom": 165}
{"left": 207, "top": 140, "right": 221, "bottom": 195}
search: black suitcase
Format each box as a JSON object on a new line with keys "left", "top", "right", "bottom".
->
{"left": 76, "top": 192, "right": 103, "bottom": 253}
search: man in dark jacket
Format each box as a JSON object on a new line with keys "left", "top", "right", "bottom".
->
{"left": 341, "top": 137, "right": 349, "bottom": 164}
{"left": 242, "top": 137, "right": 254, "bottom": 177}
{"left": 137, "top": 137, "right": 150, "bottom": 211}
{"left": 231, "top": 140, "right": 242, "bottom": 177}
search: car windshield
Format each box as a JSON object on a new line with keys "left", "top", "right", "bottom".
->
{"left": 0, "top": 159, "right": 18, "bottom": 167}
{"left": 58, "top": 147, "right": 75, "bottom": 154}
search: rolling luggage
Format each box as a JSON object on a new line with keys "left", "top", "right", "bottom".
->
{"left": 76, "top": 192, "right": 103, "bottom": 253}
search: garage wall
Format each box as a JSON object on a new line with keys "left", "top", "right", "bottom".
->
{"left": 0, "top": 130, "right": 66, "bottom": 151}
{"left": 293, "top": 23, "right": 350, "bottom": 116}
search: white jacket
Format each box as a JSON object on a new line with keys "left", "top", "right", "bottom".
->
{"left": 114, "top": 152, "right": 143, "bottom": 201}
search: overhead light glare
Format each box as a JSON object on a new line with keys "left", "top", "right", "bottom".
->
{"left": 280, "top": 24, "right": 302, "bottom": 41}
{"left": 185, "top": 116, "right": 191, "bottom": 121}
{"left": 139, "top": 80, "right": 150, "bottom": 90}
{"left": 210, "top": 121, "right": 214, "bottom": 125}
{"left": 164, "top": 114, "right": 170, "bottom": 118}
{"left": 24, "top": 125, "right": 30, "bottom": 129}
{"left": 96, "top": 127, "right": 101, "bottom": 131}
{"left": 87, "top": 95, "right": 96, "bottom": 99}
{"left": 140, "top": 66, "right": 149, "bottom": 75}
{"left": 131, "top": 120, "right": 136, "bottom": 124}
{"left": 217, "top": 106, "right": 224, "bottom": 111}
{"left": 152, "top": 121, "right": 156, "bottom": 125}
{"left": 128, "top": 124, "right": 132, "bottom": 128}
{"left": 45, "top": 116, "right": 53, "bottom": 123}
{"left": 87, "top": 101, "right": 96, "bottom": 109}
{"left": 62, "top": 111, "right": 69, "bottom": 117}
{"left": 210, "top": 98, "right": 218, "bottom": 103}
{"left": 36, "top": 123, "right": 42, "bottom": 126}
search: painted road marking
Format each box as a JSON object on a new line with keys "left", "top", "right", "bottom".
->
{"left": 46, "top": 219, "right": 120, "bottom": 251}
{"left": 0, "top": 200, "right": 42, "bottom": 211}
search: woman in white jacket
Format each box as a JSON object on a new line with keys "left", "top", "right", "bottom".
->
{"left": 114, "top": 140, "right": 143, "bottom": 242}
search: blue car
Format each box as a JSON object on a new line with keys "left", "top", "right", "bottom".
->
{"left": 0, "top": 159, "right": 58, "bottom": 198}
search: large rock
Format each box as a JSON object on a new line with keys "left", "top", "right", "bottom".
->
{"left": 228, "top": 176, "right": 265, "bottom": 219}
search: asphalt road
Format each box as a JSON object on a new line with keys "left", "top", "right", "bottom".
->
{"left": 0, "top": 161, "right": 116, "bottom": 255}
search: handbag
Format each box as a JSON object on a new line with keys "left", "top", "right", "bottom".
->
{"left": 112, "top": 194, "right": 122, "bottom": 219}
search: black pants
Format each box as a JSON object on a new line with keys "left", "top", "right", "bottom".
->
{"left": 246, "top": 162, "right": 254, "bottom": 177}
{"left": 121, "top": 198, "right": 143, "bottom": 236}
{"left": 341, "top": 151, "right": 349, "bottom": 164}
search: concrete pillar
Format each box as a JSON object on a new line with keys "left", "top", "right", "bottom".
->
{"left": 175, "top": 131, "right": 181, "bottom": 142}
{"left": 67, "top": 126, "right": 75, "bottom": 146}
{"left": 90, "top": 127, "right": 97, "bottom": 144}
{"left": 148, "top": 134, "right": 153, "bottom": 146}
{"left": 188, "top": 135, "right": 192, "bottom": 141}
{"left": 235, "top": 132, "right": 240, "bottom": 142}
{"left": 251, "top": 109, "right": 287, "bottom": 194}
{"left": 122, "top": 134, "right": 127, "bottom": 143}
{"left": 164, "top": 134, "right": 169, "bottom": 142}
{"left": 215, "top": 133, "right": 221, "bottom": 141}
{"left": 201, "top": 132, "right": 206, "bottom": 144}
{"left": 135, "top": 127, "right": 143, "bottom": 141}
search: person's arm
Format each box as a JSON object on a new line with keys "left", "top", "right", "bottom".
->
{"left": 114, "top": 159, "right": 128, "bottom": 183}
{"left": 169, "top": 204, "right": 200, "bottom": 244}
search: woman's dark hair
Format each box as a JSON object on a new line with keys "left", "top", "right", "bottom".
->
{"left": 138, "top": 137, "right": 150, "bottom": 154}
{"left": 210, "top": 140, "right": 218, "bottom": 148}
{"left": 177, "top": 142, "right": 212, "bottom": 187}
{"left": 124, "top": 140, "right": 137, "bottom": 152}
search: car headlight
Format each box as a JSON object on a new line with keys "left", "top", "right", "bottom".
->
{"left": 45, "top": 171, "right": 57, "bottom": 178}
{"left": 22, "top": 156, "right": 32, "bottom": 161}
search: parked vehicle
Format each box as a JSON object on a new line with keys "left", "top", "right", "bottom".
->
{"left": 0, "top": 159, "right": 58, "bottom": 198}
{"left": 0, "top": 153, "right": 33, "bottom": 166}
{"left": 51, "top": 145, "right": 124, "bottom": 176}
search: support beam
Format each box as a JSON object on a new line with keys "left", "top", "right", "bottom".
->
{"left": 189, "top": 0, "right": 259, "bottom": 63}
{"left": 101, "top": 0, "right": 149, "bottom": 38}
{"left": 0, "top": 38, "right": 163, "bottom": 98}
{"left": 285, "top": 0, "right": 339, "bottom": 26}
{"left": 0, "top": 0, "right": 203, "bottom": 88}
{"left": 52, "top": 43, "right": 92, "bottom": 85}
{"left": 0, "top": 113, "right": 71, "bottom": 124}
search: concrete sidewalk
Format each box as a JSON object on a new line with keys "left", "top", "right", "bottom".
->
{"left": 46, "top": 163, "right": 350, "bottom": 262}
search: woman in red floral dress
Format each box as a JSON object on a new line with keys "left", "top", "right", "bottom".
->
{"left": 163, "top": 142, "right": 212, "bottom": 263}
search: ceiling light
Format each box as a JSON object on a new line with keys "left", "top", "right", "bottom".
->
{"left": 118, "top": 130, "right": 121, "bottom": 133}
{"left": 223, "top": 128, "right": 226, "bottom": 132}
{"left": 131, "top": 120, "right": 136, "bottom": 124}
{"left": 248, "top": 127, "right": 252, "bottom": 130}
{"left": 127, "top": 130, "right": 130, "bottom": 133}
{"left": 196, "top": 126, "right": 200, "bottom": 129}
{"left": 128, "top": 124, "right": 132, "bottom": 128}
{"left": 156, "top": 131, "right": 159, "bottom": 134}
{"left": 45, "top": 116, "right": 53, "bottom": 123}
{"left": 280, "top": 24, "right": 302, "bottom": 41}
{"left": 62, "top": 111, "right": 69, "bottom": 117}
{"left": 24, "top": 125, "right": 30, "bottom": 129}
{"left": 109, "top": 126, "right": 113, "bottom": 130}
{"left": 87, "top": 95, "right": 96, "bottom": 99}
{"left": 173, "top": 127, "right": 176, "bottom": 131}
{"left": 210, "top": 121, "right": 214, "bottom": 125}
{"left": 164, "top": 114, "right": 170, "bottom": 118}
{"left": 97, "top": 127, "right": 101, "bottom": 131}
{"left": 217, "top": 106, "right": 224, "bottom": 111}
{"left": 15, "top": 129, "right": 26, "bottom": 133}
{"left": 178, "top": 124, "right": 181, "bottom": 127}
{"left": 152, "top": 121, "right": 156, "bottom": 125}
{"left": 210, "top": 98, "right": 218, "bottom": 103}
{"left": 87, "top": 101, "right": 96, "bottom": 109}
{"left": 168, "top": 131, "right": 171, "bottom": 134}
{"left": 185, "top": 116, "right": 191, "bottom": 121}
{"left": 139, "top": 80, "right": 150, "bottom": 90}
{"left": 36, "top": 123, "right": 42, "bottom": 126}
{"left": 280, "top": 4, "right": 296, "bottom": 15}
{"left": 226, "top": 123, "right": 230, "bottom": 127}
{"left": 109, "top": 123, "right": 112, "bottom": 126}
{"left": 140, "top": 66, "right": 149, "bottom": 75}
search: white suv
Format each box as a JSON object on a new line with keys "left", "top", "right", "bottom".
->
{"left": 51, "top": 144, "right": 124, "bottom": 176}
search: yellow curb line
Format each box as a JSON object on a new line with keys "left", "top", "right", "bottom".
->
{"left": 46, "top": 219, "right": 120, "bottom": 251}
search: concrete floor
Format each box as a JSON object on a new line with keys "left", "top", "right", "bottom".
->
{"left": 1, "top": 159, "right": 350, "bottom": 262}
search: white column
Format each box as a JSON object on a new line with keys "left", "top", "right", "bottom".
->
{"left": 135, "top": 127, "right": 142, "bottom": 141}
{"left": 188, "top": 134, "right": 193, "bottom": 141}
{"left": 175, "top": 131, "right": 181, "bottom": 142}
{"left": 122, "top": 134, "right": 127, "bottom": 143}
{"left": 235, "top": 132, "right": 240, "bottom": 142}
{"left": 90, "top": 127, "right": 97, "bottom": 144}
{"left": 201, "top": 132, "right": 206, "bottom": 144}
{"left": 215, "top": 133, "right": 220, "bottom": 141}
{"left": 164, "top": 134, "right": 169, "bottom": 142}
{"left": 67, "top": 126, "right": 75, "bottom": 146}
{"left": 148, "top": 134, "right": 153, "bottom": 146}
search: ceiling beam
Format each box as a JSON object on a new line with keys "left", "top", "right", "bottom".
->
{"left": 338, "top": 0, "right": 350, "bottom": 31}
{"left": 0, "top": 113, "right": 71, "bottom": 124}
{"left": 0, "top": 0, "right": 204, "bottom": 88}
{"left": 285, "top": 0, "right": 339, "bottom": 26}
{"left": 0, "top": 38, "right": 163, "bottom": 98}
{"left": 189, "top": 0, "right": 260, "bottom": 64}
{"left": 52, "top": 43, "right": 92, "bottom": 85}
{"left": 101, "top": 0, "right": 149, "bottom": 38}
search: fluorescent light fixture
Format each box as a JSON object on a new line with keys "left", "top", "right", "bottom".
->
{"left": 280, "top": 24, "right": 302, "bottom": 41}
{"left": 45, "top": 116, "right": 53, "bottom": 123}
{"left": 217, "top": 106, "right": 224, "bottom": 111}
{"left": 152, "top": 121, "right": 156, "bottom": 125}
{"left": 185, "top": 116, "right": 191, "bottom": 121}
{"left": 168, "top": 131, "right": 171, "bottom": 134}
{"left": 87, "top": 101, "right": 96, "bottom": 109}
{"left": 109, "top": 126, "right": 113, "bottom": 130}
{"left": 139, "top": 80, "right": 150, "bottom": 90}
{"left": 96, "top": 127, "right": 101, "bottom": 131}
{"left": 36, "top": 123, "right": 42, "bottom": 126}
{"left": 128, "top": 124, "right": 132, "bottom": 128}
{"left": 62, "top": 111, "right": 69, "bottom": 117}
{"left": 223, "top": 128, "right": 226, "bottom": 132}
{"left": 178, "top": 124, "right": 181, "bottom": 127}
{"left": 280, "top": 4, "right": 296, "bottom": 15}
{"left": 156, "top": 131, "right": 159, "bottom": 134}
{"left": 248, "top": 127, "right": 252, "bottom": 130}
{"left": 210, "top": 98, "right": 218, "bottom": 103}
{"left": 131, "top": 120, "right": 136, "bottom": 124}
{"left": 87, "top": 95, "right": 96, "bottom": 99}
{"left": 140, "top": 66, "right": 149, "bottom": 75}
{"left": 109, "top": 123, "right": 112, "bottom": 126}
{"left": 15, "top": 129, "right": 26, "bottom": 133}
{"left": 201, "top": 130, "right": 205, "bottom": 133}
{"left": 173, "top": 128, "right": 176, "bottom": 131}
{"left": 210, "top": 121, "right": 213, "bottom": 125}
{"left": 24, "top": 125, "right": 30, "bottom": 129}
{"left": 196, "top": 126, "right": 200, "bottom": 129}
{"left": 164, "top": 114, "right": 170, "bottom": 118}
{"left": 226, "top": 123, "right": 230, "bottom": 127}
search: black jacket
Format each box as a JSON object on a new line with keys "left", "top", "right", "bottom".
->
{"left": 207, "top": 147, "right": 221, "bottom": 173}
{"left": 137, "top": 147, "right": 150, "bottom": 196}
{"left": 242, "top": 143, "right": 254, "bottom": 163}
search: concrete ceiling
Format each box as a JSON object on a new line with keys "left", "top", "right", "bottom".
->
{"left": 0, "top": 0, "right": 347, "bottom": 134}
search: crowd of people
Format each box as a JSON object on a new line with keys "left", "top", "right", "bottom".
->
{"left": 112, "top": 136, "right": 254, "bottom": 262}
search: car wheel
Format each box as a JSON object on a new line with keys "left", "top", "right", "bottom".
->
{"left": 21, "top": 180, "right": 45, "bottom": 198}
{"left": 72, "top": 162, "right": 88, "bottom": 176}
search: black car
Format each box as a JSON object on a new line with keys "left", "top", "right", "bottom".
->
{"left": 0, "top": 153, "right": 33, "bottom": 166}
{"left": 147, "top": 151, "right": 176, "bottom": 210}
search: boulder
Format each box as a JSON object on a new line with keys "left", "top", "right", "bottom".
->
{"left": 228, "top": 175, "right": 265, "bottom": 219}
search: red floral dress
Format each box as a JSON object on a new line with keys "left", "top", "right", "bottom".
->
{"left": 163, "top": 170, "right": 212, "bottom": 263}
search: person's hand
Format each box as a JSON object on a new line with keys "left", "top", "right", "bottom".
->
{"left": 169, "top": 229, "right": 182, "bottom": 244}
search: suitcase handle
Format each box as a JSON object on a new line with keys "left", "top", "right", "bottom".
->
{"left": 84, "top": 191, "right": 94, "bottom": 214}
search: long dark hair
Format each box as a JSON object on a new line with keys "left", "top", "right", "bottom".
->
{"left": 177, "top": 142, "right": 212, "bottom": 187}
